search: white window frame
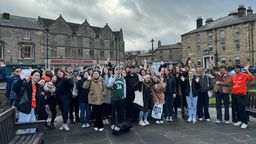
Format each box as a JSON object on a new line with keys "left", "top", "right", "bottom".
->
{"left": 0, "top": 44, "right": 4, "bottom": 58}
{"left": 22, "top": 31, "right": 31, "bottom": 40}
{"left": 20, "top": 45, "right": 34, "bottom": 59}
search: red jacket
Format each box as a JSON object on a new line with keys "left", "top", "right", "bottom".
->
{"left": 231, "top": 72, "right": 254, "bottom": 95}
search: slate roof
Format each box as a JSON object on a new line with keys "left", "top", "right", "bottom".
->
{"left": 155, "top": 43, "right": 181, "bottom": 51}
{"left": 0, "top": 14, "right": 43, "bottom": 30}
{"left": 183, "top": 13, "right": 256, "bottom": 36}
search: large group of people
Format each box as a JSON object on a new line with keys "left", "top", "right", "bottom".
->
{"left": 0, "top": 57, "right": 254, "bottom": 134}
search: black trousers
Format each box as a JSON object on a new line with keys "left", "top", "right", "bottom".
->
{"left": 111, "top": 99, "right": 124, "bottom": 125}
{"left": 232, "top": 94, "right": 247, "bottom": 124}
{"left": 57, "top": 96, "right": 71, "bottom": 124}
{"left": 69, "top": 96, "right": 79, "bottom": 121}
{"left": 48, "top": 96, "right": 57, "bottom": 124}
{"left": 103, "top": 103, "right": 111, "bottom": 119}
{"left": 92, "top": 104, "right": 104, "bottom": 129}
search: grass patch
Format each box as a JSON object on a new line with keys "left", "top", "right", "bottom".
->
{"left": 248, "top": 89, "right": 256, "bottom": 92}
{"left": 209, "top": 97, "right": 216, "bottom": 105}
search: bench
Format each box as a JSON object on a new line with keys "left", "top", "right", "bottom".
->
{"left": 246, "top": 92, "right": 256, "bottom": 118}
{"left": 0, "top": 108, "right": 45, "bottom": 144}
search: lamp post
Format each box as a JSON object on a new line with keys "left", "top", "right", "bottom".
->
{"left": 214, "top": 29, "right": 218, "bottom": 68}
{"left": 115, "top": 37, "right": 117, "bottom": 65}
{"left": 151, "top": 39, "right": 154, "bottom": 63}
{"left": 118, "top": 39, "right": 121, "bottom": 66}
{"left": 46, "top": 28, "right": 49, "bottom": 69}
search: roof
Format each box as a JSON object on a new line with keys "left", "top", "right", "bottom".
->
{"left": 155, "top": 43, "right": 181, "bottom": 51}
{"left": 183, "top": 13, "right": 256, "bottom": 36}
{"left": 0, "top": 14, "right": 43, "bottom": 30}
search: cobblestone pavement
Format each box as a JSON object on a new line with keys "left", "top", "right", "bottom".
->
{"left": 45, "top": 108, "right": 256, "bottom": 144}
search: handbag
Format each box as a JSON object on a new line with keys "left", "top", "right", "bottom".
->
{"left": 133, "top": 91, "right": 144, "bottom": 107}
{"left": 151, "top": 103, "right": 163, "bottom": 119}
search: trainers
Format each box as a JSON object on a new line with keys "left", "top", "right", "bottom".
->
{"left": 82, "top": 124, "right": 86, "bottom": 128}
{"left": 94, "top": 127, "right": 99, "bottom": 131}
{"left": 198, "top": 118, "right": 203, "bottom": 121}
{"left": 216, "top": 120, "right": 221, "bottom": 124}
{"left": 193, "top": 118, "right": 197, "bottom": 124}
{"left": 85, "top": 123, "right": 90, "bottom": 128}
{"left": 241, "top": 123, "right": 248, "bottom": 129}
{"left": 159, "top": 120, "right": 164, "bottom": 124}
{"left": 59, "top": 126, "right": 64, "bottom": 130}
{"left": 155, "top": 120, "right": 160, "bottom": 124}
{"left": 62, "top": 124, "right": 70, "bottom": 131}
{"left": 225, "top": 121, "right": 230, "bottom": 124}
{"left": 111, "top": 125, "right": 115, "bottom": 130}
{"left": 169, "top": 117, "right": 173, "bottom": 122}
{"left": 187, "top": 117, "right": 192, "bottom": 123}
{"left": 103, "top": 119, "right": 106, "bottom": 125}
{"left": 166, "top": 117, "right": 170, "bottom": 122}
{"left": 234, "top": 121, "right": 242, "bottom": 126}
{"left": 105, "top": 119, "right": 110, "bottom": 125}
{"left": 144, "top": 120, "right": 150, "bottom": 125}
{"left": 139, "top": 120, "right": 146, "bottom": 126}
{"left": 98, "top": 128, "right": 104, "bottom": 131}
{"left": 206, "top": 119, "right": 211, "bottom": 122}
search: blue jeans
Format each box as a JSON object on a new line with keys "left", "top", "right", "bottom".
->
{"left": 186, "top": 95, "right": 198, "bottom": 119}
{"left": 197, "top": 92, "right": 210, "bottom": 119}
{"left": 18, "top": 108, "right": 36, "bottom": 134}
{"left": 215, "top": 92, "right": 230, "bottom": 121}
{"left": 80, "top": 102, "right": 90, "bottom": 124}
{"left": 164, "top": 93, "right": 174, "bottom": 118}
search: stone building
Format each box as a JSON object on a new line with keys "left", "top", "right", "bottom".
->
{"left": 181, "top": 5, "right": 256, "bottom": 68}
{"left": 0, "top": 13, "right": 125, "bottom": 69}
{"left": 154, "top": 41, "right": 182, "bottom": 62}
{"left": 124, "top": 50, "right": 153, "bottom": 66}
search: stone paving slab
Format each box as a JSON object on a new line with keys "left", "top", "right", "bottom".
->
{"left": 45, "top": 108, "right": 256, "bottom": 144}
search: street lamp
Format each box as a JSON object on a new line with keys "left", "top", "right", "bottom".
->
{"left": 45, "top": 27, "right": 49, "bottom": 69}
{"left": 151, "top": 39, "right": 154, "bottom": 63}
{"left": 115, "top": 37, "right": 117, "bottom": 66}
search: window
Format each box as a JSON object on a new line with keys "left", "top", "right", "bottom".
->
{"left": 219, "top": 30, "right": 225, "bottom": 39}
{"left": 233, "top": 27, "right": 240, "bottom": 37}
{"left": 51, "top": 34, "right": 57, "bottom": 45}
{"left": 234, "top": 40, "right": 240, "bottom": 49}
{"left": 207, "top": 31, "right": 213, "bottom": 42}
{"left": 65, "top": 48, "right": 71, "bottom": 57}
{"left": 50, "top": 47, "right": 57, "bottom": 57}
{"left": 78, "top": 49, "right": 83, "bottom": 57}
{"left": 77, "top": 36, "right": 83, "bottom": 48}
{"left": 89, "top": 38, "right": 94, "bottom": 48}
{"left": 208, "top": 44, "right": 213, "bottom": 51}
{"left": 187, "top": 36, "right": 191, "bottom": 43}
{"left": 221, "top": 58, "right": 226, "bottom": 64}
{"left": 196, "top": 45, "right": 201, "bottom": 52}
{"left": 65, "top": 35, "right": 71, "bottom": 46}
{"left": 100, "top": 50, "right": 104, "bottom": 57}
{"left": 110, "top": 51, "right": 114, "bottom": 58}
{"left": 187, "top": 47, "right": 192, "bottom": 54}
{"left": 195, "top": 33, "right": 200, "bottom": 44}
{"left": 160, "top": 50, "right": 163, "bottom": 54}
{"left": 0, "top": 44, "right": 3, "bottom": 58}
{"left": 100, "top": 40, "right": 105, "bottom": 47}
{"left": 220, "top": 42, "right": 225, "bottom": 51}
{"left": 20, "top": 45, "right": 33, "bottom": 59}
{"left": 235, "top": 56, "right": 240, "bottom": 65}
{"left": 197, "top": 59, "right": 202, "bottom": 66}
{"left": 160, "top": 56, "right": 163, "bottom": 61}
{"left": 22, "top": 31, "right": 31, "bottom": 40}
{"left": 89, "top": 49, "right": 94, "bottom": 57}
{"left": 110, "top": 40, "right": 114, "bottom": 48}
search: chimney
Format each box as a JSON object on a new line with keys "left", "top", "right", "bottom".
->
{"left": 247, "top": 6, "right": 253, "bottom": 15}
{"left": 196, "top": 17, "right": 203, "bottom": 29}
{"left": 2, "top": 13, "right": 10, "bottom": 21}
{"left": 205, "top": 18, "right": 214, "bottom": 24}
{"left": 228, "top": 10, "right": 238, "bottom": 16}
{"left": 237, "top": 4, "right": 246, "bottom": 16}
{"left": 158, "top": 40, "right": 161, "bottom": 48}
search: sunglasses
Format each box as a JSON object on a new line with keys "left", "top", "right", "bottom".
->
{"left": 15, "top": 70, "right": 21, "bottom": 73}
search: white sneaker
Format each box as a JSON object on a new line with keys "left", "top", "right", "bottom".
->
{"left": 144, "top": 120, "right": 150, "bottom": 125}
{"left": 82, "top": 124, "right": 86, "bottom": 128}
{"left": 193, "top": 118, "right": 197, "bottom": 124}
{"left": 105, "top": 119, "right": 110, "bottom": 125}
{"left": 234, "top": 121, "right": 242, "bottom": 126}
{"left": 94, "top": 127, "right": 99, "bottom": 131}
{"left": 159, "top": 120, "right": 164, "bottom": 124}
{"left": 103, "top": 119, "right": 106, "bottom": 125}
{"left": 198, "top": 118, "right": 203, "bottom": 121}
{"left": 111, "top": 125, "right": 115, "bottom": 130}
{"left": 166, "top": 117, "right": 170, "bottom": 122}
{"left": 216, "top": 120, "right": 221, "bottom": 124}
{"left": 85, "top": 123, "right": 90, "bottom": 127}
{"left": 98, "top": 128, "right": 104, "bottom": 131}
{"left": 139, "top": 120, "right": 146, "bottom": 126}
{"left": 62, "top": 124, "right": 70, "bottom": 131}
{"left": 59, "top": 126, "right": 64, "bottom": 130}
{"left": 241, "top": 123, "right": 248, "bottom": 129}
{"left": 206, "top": 119, "right": 210, "bottom": 122}
{"left": 155, "top": 120, "right": 160, "bottom": 124}
{"left": 169, "top": 117, "right": 173, "bottom": 122}
{"left": 187, "top": 117, "right": 192, "bottom": 123}
{"left": 225, "top": 121, "right": 230, "bottom": 124}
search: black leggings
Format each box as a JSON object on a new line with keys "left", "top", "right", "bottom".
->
{"left": 57, "top": 96, "right": 71, "bottom": 124}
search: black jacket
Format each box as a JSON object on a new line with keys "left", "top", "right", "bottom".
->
{"left": 13, "top": 79, "right": 41, "bottom": 114}
{"left": 199, "top": 75, "right": 214, "bottom": 93}
{"left": 164, "top": 75, "right": 176, "bottom": 95}
{"left": 55, "top": 77, "right": 74, "bottom": 99}
{"left": 125, "top": 73, "right": 139, "bottom": 100}
{"left": 179, "top": 77, "right": 200, "bottom": 97}
{"left": 77, "top": 78, "right": 89, "bottom": 103}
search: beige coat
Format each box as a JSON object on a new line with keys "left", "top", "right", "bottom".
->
{"left": 211, "top": 70, "right": 231, "bottom": 93}
{"left": 151, "top": 81, "right": 165, "bottom": 104}
{"left": 83, "top": 79, "right": 106, "bottom": 105}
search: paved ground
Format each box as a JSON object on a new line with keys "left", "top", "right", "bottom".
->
{"left": 45, "top": 108, "right": 256, "bottom": 144}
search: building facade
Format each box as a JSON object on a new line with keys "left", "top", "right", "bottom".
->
{"left": 154, "top": 41, "right": 182, "bottom": 62}
{"left": 125, "top": 50, "right": 153, "bottom": 66}
{"left": 181, "top": 5, "right": 256, "bottom": 68}
{"left": 0, "top": 13, "right": 125, "bottom": 69}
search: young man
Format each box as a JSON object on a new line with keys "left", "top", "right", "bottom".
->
{"left": 231, "top": 64, "right": 254, "bottom": 129}
{"left": 0, "top": 61, "right": 22, "bottom": 106}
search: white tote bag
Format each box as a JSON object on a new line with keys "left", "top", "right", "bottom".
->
{"left": 151, "top": 103, "right": 163, "bottom": 119}
{"left": 133, "top": 91, "right": 144, "bottom": 107}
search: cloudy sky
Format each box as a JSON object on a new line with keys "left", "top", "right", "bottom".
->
{"left": 1, "top": 0, "right": 255, "bottom": 51}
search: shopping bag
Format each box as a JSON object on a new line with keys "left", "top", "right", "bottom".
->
{"left": 151, "top": 103, "right": 163, "bottom": 119}
{"left": 133, "top": 91, "right": 144, "bottom": 107}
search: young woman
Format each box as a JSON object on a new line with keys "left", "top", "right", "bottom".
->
{"left": 13, "top": 70, "right": 42, "bottom": 134}
{"left": 102, "top": 67, "right": 112, "bottom": 125}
